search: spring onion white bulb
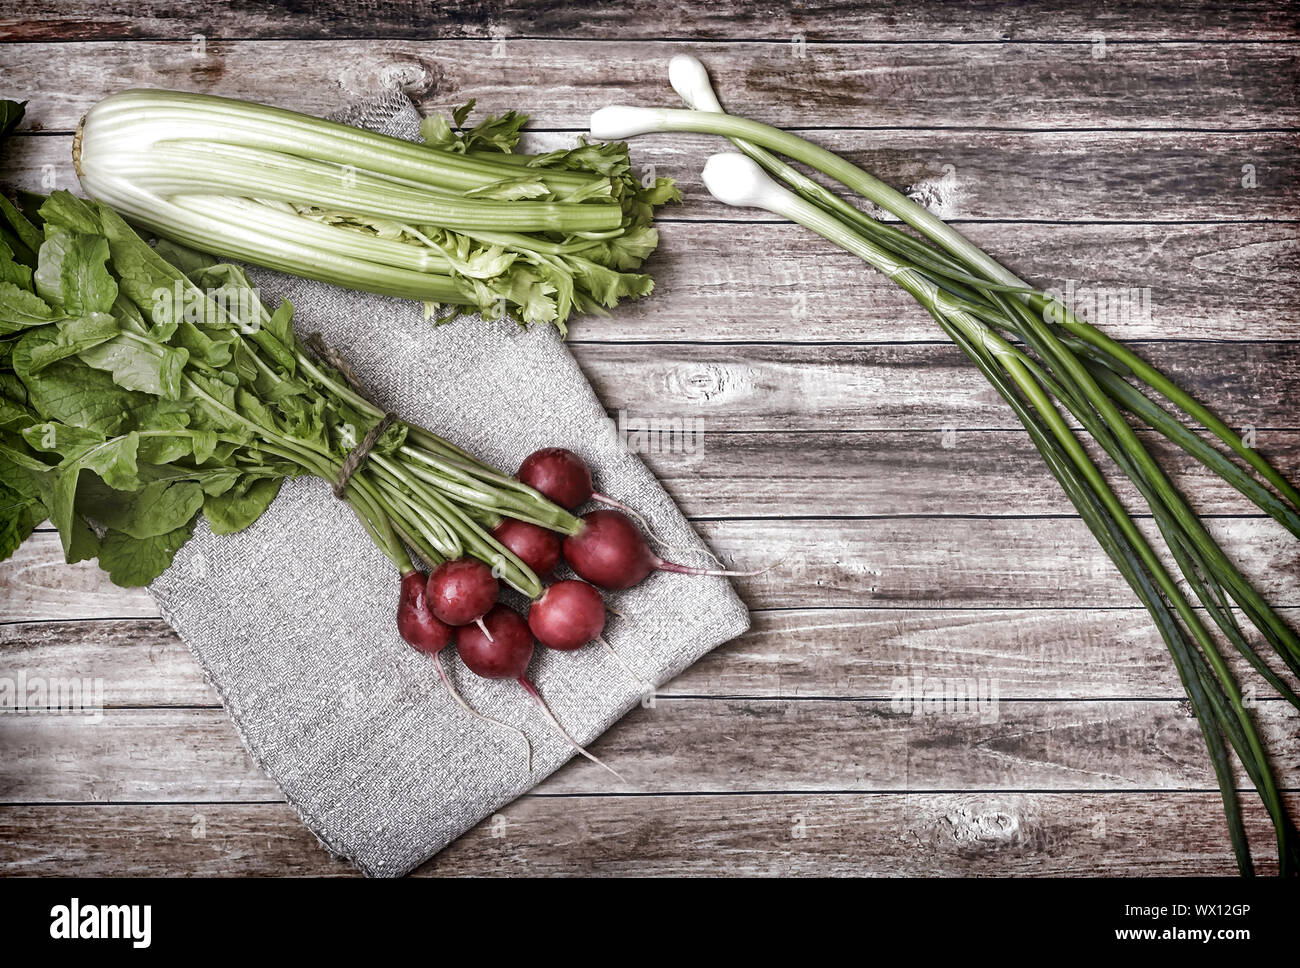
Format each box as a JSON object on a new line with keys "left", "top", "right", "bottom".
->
{"left": 668, "top": 54, "right": 724, "bottom": 113}
{"left": 700, "top": 152, "right": 796, "bottom": 213}
{"left": 588, "top": 105, "right": 680, "bottom": 141}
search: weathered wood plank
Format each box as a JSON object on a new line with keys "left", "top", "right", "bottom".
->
{"left": 0, "top": 701, "right": 1293, "bottom": 802}
{"left": 677, "top": 608, "right": 1296, "bottom": 701}
{"left": 5, "top": 513, "right": 1296, "bottom": 618}
{"left": 569, "top": 703, "right": 1300, "bottom": 798}
{"left": 638, "top": 430, "right": 1300, "bottom": 519}
{"left": 619, "top": 222, "right": 1300, "bottom": 343}
{"left": 4, "top": 41, "right": 1298, "bottom": 132}
{"left": 1, "top": 793, "right": 1293, "bottom": 876}
{"left": 0, "top": 619, "right": 217, "bottom": 707}
{"left": 698, "top": 515, "right": 1299, "bottom": 609}
{"left": 573, "top": 342, "right": 1300, "bottom": 432}
{"left": 0, "top": 708, "right": 274, "bottom": 802}
{"left": 374, "top": 789, "right": 1300, "bottom": 877}
{"left": 13, "top": 429, "right": 1297, "bottom": 525}
{"left": 1, "top": 536, "right": 156, "bottom": 622}
{"left": 11, "top": 129, "right": 1298, "bottom": 224}
{"left": 5, "top": 607, "right": 1295, "bottom": 704}
{"left": 8, "top": 1, "right": 1298, "bottom": 43}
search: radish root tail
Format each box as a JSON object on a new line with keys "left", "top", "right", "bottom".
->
{"left": 517, "top": 676, "right": 626, "bottom": 783}
{"left": 597, "top": 634, "right": 652, "bottom": 689}
{"left": 433, "top": 653, "right": 531, "bottom": 771}
{"left": 601, "top": 606, "right": 653, "bottom": 659}
{"left": 475, "top": 616, "right": 494, "bottom": 642}
{"left": 653, "top": 557, "right": 778, "bottom": 579}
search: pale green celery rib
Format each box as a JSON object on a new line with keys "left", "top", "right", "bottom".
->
{"left": 464, "top": 150, "right": 534, "bottom": 165}
{"left": 455, "top": 228, "right": 607, "bottom": 257}
{"left": 107, "top": 143, "right": 623, "bottom": 234}
{"left": 116, "top": 190, "right": 473, "bottom": 302}
{"left": 85, "top": 89, "right": 600, "bottom": 192}
{"left": 173, "top": 195, "right": 455, "bottom": 275}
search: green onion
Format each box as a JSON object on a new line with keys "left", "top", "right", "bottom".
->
{"left": 75, "top": 89, "right": 680, "bottom": 330}
{"left": 597, "top": 56, "right": 1300, "bottom": 876}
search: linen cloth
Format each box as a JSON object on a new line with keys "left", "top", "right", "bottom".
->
{"left": 147, "top": 90, "right": 751, "bottom": 876}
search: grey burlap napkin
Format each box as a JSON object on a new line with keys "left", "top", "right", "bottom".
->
{"left": 146, "top": 90, "right": 750, "bottom": 877}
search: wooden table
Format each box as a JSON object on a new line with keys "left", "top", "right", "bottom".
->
{"left": 1, "top": 2, "right": 1297, "bottom": 876}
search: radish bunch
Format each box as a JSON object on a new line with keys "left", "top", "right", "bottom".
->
{"left": 395, "top": 446, "right": 759, "bottom": 779}
{"left": 518, "top": 448, "right": 755, "bottom": 589}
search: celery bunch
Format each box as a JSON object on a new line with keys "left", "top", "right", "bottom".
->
{"left": 74, "top": 91, "right": 679, "bottom": 332}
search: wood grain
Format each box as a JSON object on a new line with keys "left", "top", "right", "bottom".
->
{"left": 6, "top": 514, "right": 1297, "bottom": 618}
{"left": 637, "top": 430, "right": 1300, "bottom": 518}
{"left": 8, "top": 1, "right": 1299, "bottom": 43}
{"left": 573, "top": 342, "right": 1300, "bottom": 432}
{"left": 0, "top": 620, "right": 218, "bottom": 707}
{"left": 612, "top": 222, "right": 1300, "bottom": 343}
{"left": 700, "top": 515, "right": 1300, "bottom": 609}
{"left": 9, "top": 426, "right": 1299, "bottom": 526}
{"left": 12, "top": 129, "right": 1299, "bottom": 225}
{"left": 1, "top": 793, "right": 1294, "bottom": 876}
{"left": 0, "top": 700, "right": 1294, "bottom": 803}
{"left": 675, "top": 608, "right": 1297, "bottom": 700}
{"left": 5, "top": 608, "right": 1295, "bottom": 704}
{"left": 3, "top": 41, "right": 1298, "bottom": 132}
{"left": 1, "top": 537, "right": 155, "bottom": 622}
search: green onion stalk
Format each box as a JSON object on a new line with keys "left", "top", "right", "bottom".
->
{"left": 73, "top": 89, "right": 681, "bottom": 332}
{"left": 592, "top": 56, "right": 1300, "bottom": 875}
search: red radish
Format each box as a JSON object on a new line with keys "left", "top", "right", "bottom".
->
{"left": 397, "top": 571, "right": 454, "bottom": 655}
{"left": 530, "top": 579, "right": 649, "bottom": 684}
{"left": 529, "top": 580, "right": 607, "bottom": 651}
{"left": 457, "top": 605, "right": 535, "bottom": 678}
{"left": 518, "top": 447, "right": 593, "bottom": 510}
{"left": 563, "top": 508, "right": 760, "bottom": 590}
{"left": 396, "top": 571, "right": 528, "bottom": 762}
{"left": 518, "top": 446, "right": 696, "bottom": 558}
{"left": 492, "top": 517, "right": 562, "bottom": 578}
{"left": 457, "top": 604, "right": 624, "bottom": 780}
{"left": 428, "top": 558, "right": 499, "bottom": 633}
